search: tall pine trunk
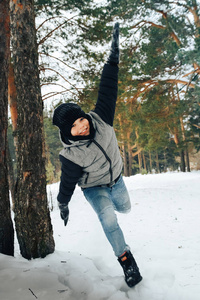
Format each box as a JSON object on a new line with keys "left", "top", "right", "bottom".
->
{"left": 149, "top": 151, "right": 152, "bottom": 173}
{"left": 122, "top": 143, "right": 129, "bottom": 176}
{"left": 155, "top": 151, "right": 160, "bottom": 173}
{"left": 8, "top": 62, "right": 17, "bottom": 205}
{"left": 142, "top": 151, "right": 147, "bottom": 172}
{"left": 10, "top": 0, "right": 55, "bottom": 259}
{"left": 0, "top": 0, "right": 14, "bottom": 256}
{"left": 180, "top": 150, "right": 186, "bottom": 172}
{"left": 185, "top": 148, "right": 190, "bottom": 172}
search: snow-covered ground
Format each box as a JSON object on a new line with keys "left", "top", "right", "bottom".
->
{"left": 1, "top": 171, "right": 200, "bottom": 300}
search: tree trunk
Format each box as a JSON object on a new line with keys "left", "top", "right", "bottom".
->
{"left": 0, "top": 0, "right": 14, "bottom": 256}
{"left": 179, "top": 116, "right": 190, "bottom": 172}
{"left": 7, "top": 144, "right": 15, "bottom": 207}
{"left": 138, "top": 151, "right": 142, "bottom": 173}
{"left": 10, "top": 0, "right": 55, "bottom": 259}
{"left": 185, "top": 148, "right": 190, "bottom": 172}
{"left": 127, "top": 131, "right": 132, "bottom": 176}
{"left": 155, "top": 151, "right": 160, "bottom": 173}
{"left": 142, "top": 151, "right": 147, "bottom": 172}
{"left": 180, "top": 150, "right": 186, "bottom": 172}
{"left": 135, "top": 128, "right": 142, "bottom": 173}
{"left": 149, "top": 151, "right": 152, "bottom": 173}
{"left": 8, "top": 62, "right": 18, "bottom": 206}
{"left": 8, "top": 62, "right": 18, "bottom": 138}
{"left": 172, "top": 125, "right": 186, "bottom": 172}
{"left": 128, "top": 145, "right": 132, "bottom": 176}
{"left": 122, "top": 143, "right": 129, "bottom": 177}
{"left": 163, "top": 151, "right": 167, "bottom": 172}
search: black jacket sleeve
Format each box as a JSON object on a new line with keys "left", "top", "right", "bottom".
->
{"left": 94, "top": 63, "right": 119, "bottom": 126}
{"left": 57, "top": 155, "right": 82, "bottom": 205}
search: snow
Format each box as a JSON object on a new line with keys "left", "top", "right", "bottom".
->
{"left": 1, "top": 171, "right": 200, "bottom": 300}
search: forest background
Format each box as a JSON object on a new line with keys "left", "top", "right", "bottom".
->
{"left": 7, "top": 0, "right": 200, "bottom": 183}
{"left": 9, "top": 1, "right": 200, "bottom": 183}
{"left": 1, "top": 0, "right": 200, "bottom": 259}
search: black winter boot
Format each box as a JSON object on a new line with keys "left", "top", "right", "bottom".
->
{"left": 118, "top": 251, "right": 142, "bottom": 288}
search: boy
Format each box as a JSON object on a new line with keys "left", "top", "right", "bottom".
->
{"left": 53, "top": 23, "right": 142, "bottom": 288}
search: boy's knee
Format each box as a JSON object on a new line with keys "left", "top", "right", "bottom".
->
{"left": 99, "top": 206, "right": 118, "bottom": 231}
{"left": 116, "top": 201, "right": 131, "bottom": 214}
{"left": 121, "top": 207, "right": 131, "bottom": 214}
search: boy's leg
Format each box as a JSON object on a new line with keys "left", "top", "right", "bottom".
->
{"left": 83, "top": 183, "right": 142, "bottom": 288}
{"left": 83, "top": 186, "right": 129, "bottom": 257}
{"left": 111, "top": 175, "right": 131, "bottom": 213}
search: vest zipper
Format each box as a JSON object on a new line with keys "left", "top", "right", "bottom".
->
{"left": 91, "top": 139, "right": 113, "bottom": 183}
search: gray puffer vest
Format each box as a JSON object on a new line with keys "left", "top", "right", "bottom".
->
{"left": 60, "top": 111, "right": 123, "bottom": 188}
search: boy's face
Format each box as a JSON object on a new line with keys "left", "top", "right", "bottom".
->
{"left": 71, "top": 117, "right": 90, "bottom": 136}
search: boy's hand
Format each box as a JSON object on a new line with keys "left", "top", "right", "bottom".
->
{"left": 107, "top": 22, "right": 120, "bottom": 65}
{"left": 58, "top": 203, "right": 69, "bottom": 226}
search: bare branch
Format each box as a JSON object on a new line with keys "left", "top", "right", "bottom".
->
{"left": 166, "top": 79, "right": 195, "bottom": 88}
{"left": 131, "top": 20, "right": 166, "bottom": 30}
{"left": 132, "top": 148, "right": 143, "bottom": 158}
{"left": 28, "top": 288, "right": 38, "bottom": 299}
{"left": 193, "top": 124, "right": 200, "bottom": 128}
{"left": 38, "top": 20, "right": 67, "bottom": 45}
{"left": 43, "top": 67, "right": 81, "bottom": 92}
{"left": 132, "top": 19, "right": 182, "bottom": 46}
{"left": 140, "top": 78, "right": 195, "bottom": 88}
{"left": 42, "top": 89, "right": 77, "bottom": 101}
{"left": 41, "top": 82, "right": 67, "bottom": 89}
{"left": 37, "top": 16, "right": 64, "bottom": 31}
{"left": 37, "top": 14, "right": 79, "bottom": 31}
{"left": 39, "top": 52, "right": 80, "bottom": 72}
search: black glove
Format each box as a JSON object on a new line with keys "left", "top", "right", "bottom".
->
{"left": 107, "top": 22, "right": 120, "bottom": 65}
{"left": 58, "top": 203, "right": 69, "bottom": 226}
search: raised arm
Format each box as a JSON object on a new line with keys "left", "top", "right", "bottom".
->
{"left": 94, "top": 23, "right": 120, "bottom": 126}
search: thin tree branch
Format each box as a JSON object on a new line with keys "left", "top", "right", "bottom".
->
{"left": 132, "top": 148, "right": 142, "bottom": 158}
{"left": 39, "top": 52, "right": 80, "bottom": 72}
{"left": 28, "top": 288, "right": 38, "bottom": 299}
{"left": 132, "top": 15, "right": 182, "bottom": 46}
{"left": 43, "top": 67, "right": 81, "bottom": 92}
{"left": 41, "top": 82, "right": 67, "bottom": 89}
{"left": 42, "top": 88, "right": 78, "bottom": 101}
{"left": 38, "top": 20, "right": 67, "bottom": 45}
{"left": 37, "top": 16, "right": 64, "bottom": 31}
{"left": 37, "top": 14, "right": 79, "bottom": 31}
{"left": 131, "top": 20, "right": 166, "bottom": 30}
{"left": 193, "top": 124, "right": 200, "bottom": 128}
{"left": 166, "top": 79, "right": 195, "bottom": 88}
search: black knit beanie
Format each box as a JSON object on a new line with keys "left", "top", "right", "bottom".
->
{"left": 52, "top": 103, "right": 87, "bottom": 137}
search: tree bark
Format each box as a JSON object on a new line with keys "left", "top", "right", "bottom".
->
{"left": 142, "top": 151, "right": 147, "bottom": 172}
{"left": 10, "top": 0, "right": 55, "bottom": 259}
{"left": 8, "top": 62, "right": 18, "bottom": 206}
{"left": 155, "top": 151, "right": 160, "bottom": 173}
{"left": 122, "top": 143, "right": 129, "bottom": 176}
{"left": 180, "top": 150, "right": 186, "bottom": 172}
{"left": 0, "top": 0, "right": 14, "bottom": 256}
{"left": 138, "top": 151, "right": 142, "bottom": 173}
{"left": 179, "top": 116, "right": 190, "bottom": 172}
{"left": 127, "top": 131, "right": 132, "bottom": 176}
{"left": 185, "top": 148, "right": 190, "bottom": 172}
{"left": 149, "top": 151, "right": 152, "bottom": 173}
{"left": 135, "top": 129, "right": 142, "bottom": 173}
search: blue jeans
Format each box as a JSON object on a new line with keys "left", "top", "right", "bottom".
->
{"left": 83, "top": 175, "right": 131, "bottom": 257}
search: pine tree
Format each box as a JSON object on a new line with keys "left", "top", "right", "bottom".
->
{"left": 34, "top": 0, "right": 200, "bottom": 175}
{"left": 10, "top": 0, "right": 55, "bottom": 259}
{"left": 0, "top": 0, "right": 14, "bottom": 256}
